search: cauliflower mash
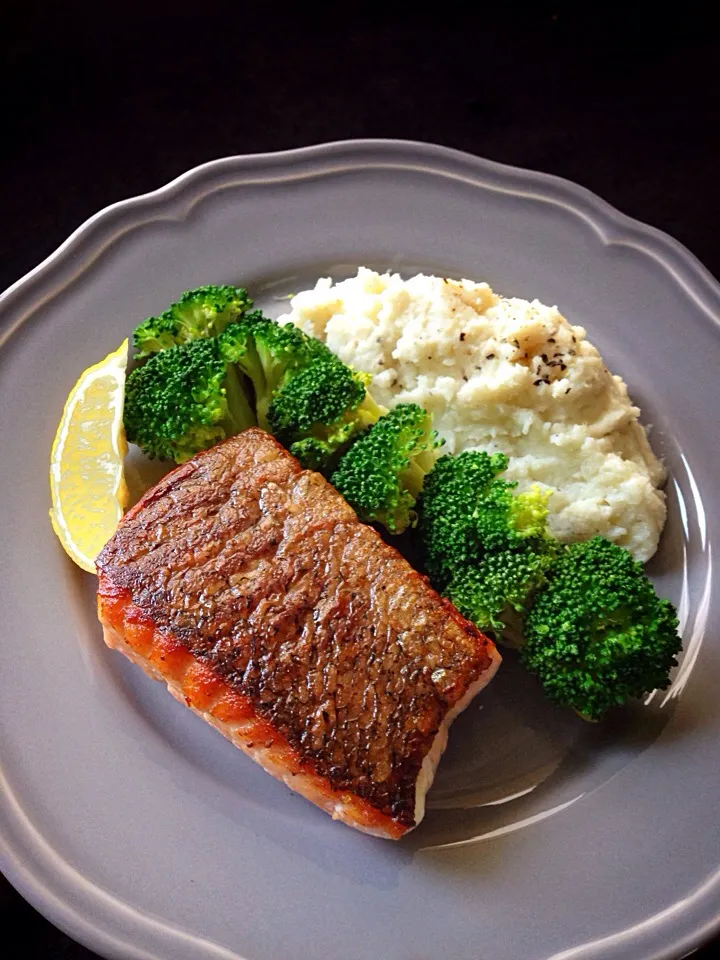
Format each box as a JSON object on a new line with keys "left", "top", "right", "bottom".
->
{"left": 279, "top": 268, "right": 667, "bottom": 562}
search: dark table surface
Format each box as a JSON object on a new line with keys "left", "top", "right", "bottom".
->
{"left": 1, "top": 3, "right": 718, "bottom": 958}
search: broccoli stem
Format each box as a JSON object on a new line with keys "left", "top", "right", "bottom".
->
{"left": 355, "top": 390, "right": 387, "bottom": 428}
{"left": 232, "top": 340, "right": 270, "bottom": 429}
{"left": 402, "top": 458, "right": 431, "bottom": 499}
{"left": 223, "top": 364, "right": 257, "bottom": 433}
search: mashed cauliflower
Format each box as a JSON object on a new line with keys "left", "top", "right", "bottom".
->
{"left": 279, "top": 268, "right": 667, "bottom": 563}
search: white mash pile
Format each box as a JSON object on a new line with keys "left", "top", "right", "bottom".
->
{"left": 279, "top": 268, "right": 667, "bottom": 563}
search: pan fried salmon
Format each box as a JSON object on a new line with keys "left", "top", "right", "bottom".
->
{"left": 96, "top": 429, "right": 500, "bottom": 838}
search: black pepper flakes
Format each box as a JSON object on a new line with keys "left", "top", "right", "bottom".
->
{"left": 459, "top": 332, "right": 466, "bottom": 341}
{"left": 486, "top": 353, "right": 495, "bottom": 360}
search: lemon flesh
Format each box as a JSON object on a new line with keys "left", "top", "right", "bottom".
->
{"left": 49, "top": 340, "right": 129, "bottom": 573}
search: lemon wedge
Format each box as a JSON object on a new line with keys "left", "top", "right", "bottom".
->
{"left": 49, "top": 339, "right": 129, "bottom": 573}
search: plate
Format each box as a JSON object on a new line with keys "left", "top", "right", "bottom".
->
{"left": 1, "top": 140, "right": 719, "bottom": 960}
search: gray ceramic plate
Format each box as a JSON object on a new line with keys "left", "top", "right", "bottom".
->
{"left": 1, "top": 140, "right": 719, "bottom": 960}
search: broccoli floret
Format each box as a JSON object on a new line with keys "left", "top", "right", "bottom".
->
{"left": 222, "top": 315, "right": 385, "bottom": 469}
{"left": 269, "top": 356, "right": 368, "bottom": 441}
{"left": 521, "top": 536, "right": 681, "bottom": 720}
{"left": 252, "top": 318, "right": 316, "bottom": 423}
{"left": 446, "top": 548, "right": 558, "bottom": 633}
{"left": 329, "top": 404, "right": 441, "bottom": 533}
{"left": 124, "top": 337, "right": 255, "bottom": 462}
{"left": 289, "top": 436, "right": 337, "bottom": 471}
{"left": 417, "top": 450, "right": 557, "bottom": 630}
{"left": 418, "top": 451, "right": 552, "bottom": 584}
{"left": 133, "top": 285, "right": 252, "bottom": 357}
{"left": 229, "top": 317, "right": 379, "bottom": 466}
{"left": 287, "top": 387, "right": 386, "bottom": 471}
{"left": 128, "top": 296, "right": 386, "bottom": 470}
{"left": 222, "top": 315, "right": 371, "bottom": 456}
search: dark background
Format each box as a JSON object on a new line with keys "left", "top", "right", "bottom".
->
{"left": 1, "top": 2, "right": 718, "bottom": 957}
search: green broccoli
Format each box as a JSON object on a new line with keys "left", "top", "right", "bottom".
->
{"left": 288, "top": 385, "right": 386, "bottom": 470}
{"left": 126, "top": 300, "right": 386, "bottom": 468}
{"left": 269, "top": 356, "right": 367, "bottom": 442}
{"left": 219, "top": 315, "right": 378, "bottom": 468}
{"left": 521, "top": 536, "right": 681, "bottom": 720}
{"left": 123, "top": 336, "right": 255, "bottom": 462}
{"left": 133, "top": 285, "right": 253, "bottom": 357}
{"left": 330, "top": 404, "right": 441, "bottom": 533}
{"left": 287, "top": 436, "right": 338, "bottom": 471}
{"left": 417, "top": 450, "right": 558, "bottom": 631}
{"left": 218, "top": 313, "right": 310, "bottom": 427}
{"left": 445, "top": 549, "right": 558, "bottom": 633}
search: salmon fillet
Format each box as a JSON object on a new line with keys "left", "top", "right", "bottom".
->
{"left": 96, "top": 429, "right": 500, "bottom": 838}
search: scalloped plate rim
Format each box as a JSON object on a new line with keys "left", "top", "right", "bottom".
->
{"left": 1, "top": 138, "right": 719, "bottom": 960}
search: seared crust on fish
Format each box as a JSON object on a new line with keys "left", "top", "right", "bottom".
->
{"left": 97, "top": 430, "right": 500, "bottom": 837}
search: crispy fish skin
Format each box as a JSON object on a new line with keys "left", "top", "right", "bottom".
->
{"left": 96, "top": 429, "right": 500, "bottom": 837}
